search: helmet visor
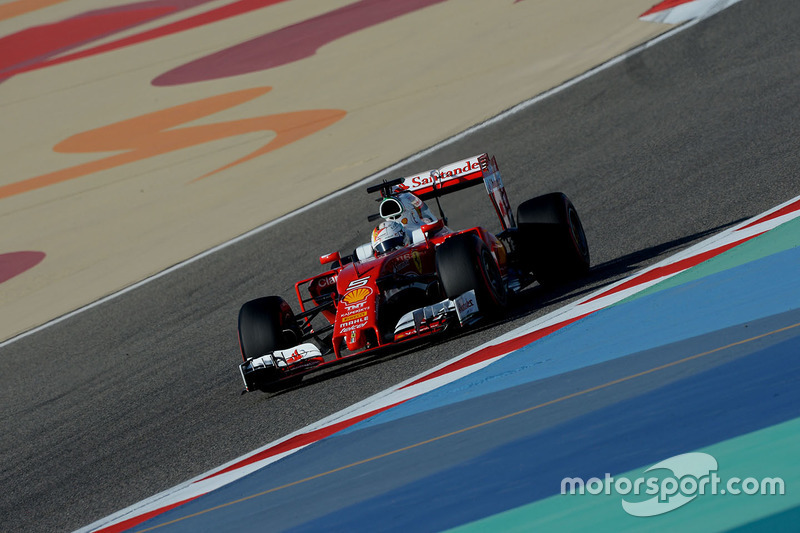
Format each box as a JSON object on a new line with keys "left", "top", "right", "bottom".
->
{"left": 374, "top": 235, "right": 405, "bottom": 254}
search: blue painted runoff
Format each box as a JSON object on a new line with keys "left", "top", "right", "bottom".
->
{"left": 340, "top": 244, "right": 800, "bottom": 434}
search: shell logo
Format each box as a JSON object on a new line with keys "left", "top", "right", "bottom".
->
{"left": 342, "top": 287, "right": 371, "bottom": 304}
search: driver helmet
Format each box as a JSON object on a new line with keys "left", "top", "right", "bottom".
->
{"left": 371, "top": 220, "right": 408, "bottom": 255}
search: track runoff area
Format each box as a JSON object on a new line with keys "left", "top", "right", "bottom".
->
{"left": 78, "top": 2, "right": 800, "bottom": 532}
{"left": 83, "top": 144, "right": 800, "bottom": 528}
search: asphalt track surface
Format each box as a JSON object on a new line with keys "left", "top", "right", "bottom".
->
{"left": 1, "top": 1, "right": 798, "bottom": 531}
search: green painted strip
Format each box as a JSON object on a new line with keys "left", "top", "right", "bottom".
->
{"left": 723, "top": 503, "right": 800, "bottom": 533}
{"left": 615, "top": 217, "right": 800, "bottom": 307}
{"left": 447, "top": 416, "right": 800, "bottom": 533}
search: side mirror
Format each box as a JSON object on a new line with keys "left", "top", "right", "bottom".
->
{"left": 421, "top": 219, "right": 444, "bottom": 238}
{"left": 319, "top": 251, "right": 341, "bottom": 266}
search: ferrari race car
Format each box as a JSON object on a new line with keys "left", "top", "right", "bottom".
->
{"left": 238, "top": 153, "right": 590, "bottom": 392}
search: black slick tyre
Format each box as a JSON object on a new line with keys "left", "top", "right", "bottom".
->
{"left": 436, "top": 233, "right": 507, "bottom": 317}
{"left": 238, "top": 296, "right": 301, "bottom": 391}
{"left": 516, "top": 192, "right": 590, "bottom": 286}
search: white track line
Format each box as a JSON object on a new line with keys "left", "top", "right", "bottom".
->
{"left": 641, "top": 0, "right": 744, "bottom": 24}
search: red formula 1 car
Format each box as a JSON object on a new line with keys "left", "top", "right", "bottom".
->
{"left": 238, "top": 153, "right": 590, "bottom": 392}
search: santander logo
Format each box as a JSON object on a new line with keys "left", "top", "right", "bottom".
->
{"left": 457, "top": 298, "right": 475, "bottom": 313}
{"left": 404, "top": 160, "right": 481, "bottom": 188}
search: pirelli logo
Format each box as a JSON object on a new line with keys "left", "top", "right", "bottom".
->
{"left": 340, "top": 310, "right": 368, "bottom": 323}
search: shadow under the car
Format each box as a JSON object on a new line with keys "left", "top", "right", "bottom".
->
{"left": 503, "top": 216, "right": 749, "bottom": 320}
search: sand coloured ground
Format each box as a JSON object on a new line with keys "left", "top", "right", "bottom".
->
{"left": 0, "top": 0, "right": 670, "bottom": 341}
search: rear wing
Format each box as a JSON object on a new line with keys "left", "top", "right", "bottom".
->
{"left": 392, "top": 153, "right": 516, "bottom": 230}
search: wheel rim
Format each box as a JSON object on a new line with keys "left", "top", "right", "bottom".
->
{"left": 480, "top": 248, "right": 506, "bottom": 304}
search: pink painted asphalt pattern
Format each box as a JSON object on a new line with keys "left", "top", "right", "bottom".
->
{"left": 0, "top": 252, "right": 45, "bottom": 285}
{"left": 0, "top": 0, "right": 285, "bottom": 79}
{"left": 0, "top": 1, "right": 215, "bottom": 78}
{"left": 152, "top": 0, "right": 448, "bottom": 86}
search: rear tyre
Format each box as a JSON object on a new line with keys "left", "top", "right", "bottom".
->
{"left": 238, "top": 296, "right": 302, "bottom": 392}
{"left": 516, "top": 192, "right": 590, "bottom": 286}
{"left": 436, "top": 233, "right": 507, "bottom": 317}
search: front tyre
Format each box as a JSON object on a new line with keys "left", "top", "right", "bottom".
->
{"left": 238, "top": 296, "right": 301, "bottom": 392}
{"left": 436, "top": 233, "right": 507, "bottom": 317}
{"left": 516, "top": 192, "right": 590, "bottom": 286}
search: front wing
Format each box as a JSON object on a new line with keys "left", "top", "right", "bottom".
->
{"left": 238, "top": 290, "right": 480, "bottom": 392}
